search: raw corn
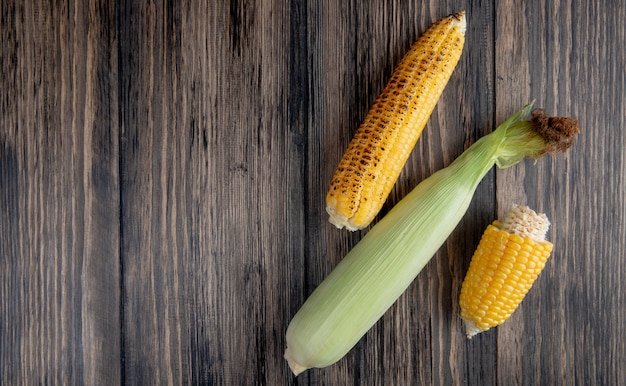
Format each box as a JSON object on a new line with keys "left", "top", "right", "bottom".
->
{"left": 326, "top": 11, "right": 466, "bottom": 231}
{"left": 459, "top": 205, "right": 554, "bottom": 338}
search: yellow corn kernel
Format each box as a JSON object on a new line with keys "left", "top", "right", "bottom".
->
{"left": 459, "top": 205, "right": 554, "bottom": 338}
{"left": 326, "top": 12, "right": 466, "bottom": 231}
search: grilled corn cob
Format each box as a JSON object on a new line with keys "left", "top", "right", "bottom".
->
{"left": 326, "top": 11, "right": 466, "bottom": 231}
{"left": 459, "top": 205, "right": 554, "bottom": 338}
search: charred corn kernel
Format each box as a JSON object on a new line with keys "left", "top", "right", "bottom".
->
{"left": 326, "top": 12, "right": 466, "bottom": 231}
{"left": 459, "top": 205, "right": 554, "bottom": 338}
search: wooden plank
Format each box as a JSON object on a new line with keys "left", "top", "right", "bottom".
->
{"left": 118, "top": 1, "right": 298, "bottom": 384}
{"left": 495, "top": 0, "right": 626, "bottom": 384}
{"left": 0, "top": 1, "right": 120, "bottom": 384}
{"left": 118, "top": 1, "right": 190, "bottom": 383}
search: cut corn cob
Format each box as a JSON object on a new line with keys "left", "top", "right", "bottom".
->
{"left": 459, "top": 205, "right": 554, "bottom": 338}
{"left": 326, "top": 11, "right": 466, "bottom": 231}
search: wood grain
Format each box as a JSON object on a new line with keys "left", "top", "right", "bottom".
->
{"left": 1, "top": 1, "right": 120, "bottom": 384}
{"left": 495, "top": 1, "right": 626, "bottom": 385}
{"left": 117, "top": 1, "right": 298, "bottom": 384}
{"left": 1, "top": 0, "right": 624, "bottom": 384}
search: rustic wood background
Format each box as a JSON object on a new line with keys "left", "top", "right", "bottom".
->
{"left": 1, "top": 1, "right": 624, "bottom": 384}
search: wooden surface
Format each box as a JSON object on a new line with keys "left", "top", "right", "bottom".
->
{"left": 1, "top": 1, "right": 624, "bottom": 384}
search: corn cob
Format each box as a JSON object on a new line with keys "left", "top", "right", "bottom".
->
{"left": 326, "top": 11, "right": 466, "bottom": 231}
{"left": 459, "top": 205, "right": 554, "bottom": 338}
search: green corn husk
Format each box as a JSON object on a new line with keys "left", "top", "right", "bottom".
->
{"left": 285, "top": 102, "right": 579, "bottom": 375}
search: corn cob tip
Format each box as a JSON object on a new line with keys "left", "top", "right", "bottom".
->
{"left": 326, "top": 206, "right": 360, "bottom": 231}
{"left": 284, "top": 347, "right": 309, "bottom": 376}
{"left": 463, "top": 319, "right": 482, "bottom": 339}
{"left": 451, "top": 11, "right": 467, "bottom": 33}
{"left": 501, "top": 204, "right": 550, "bottom": 242}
